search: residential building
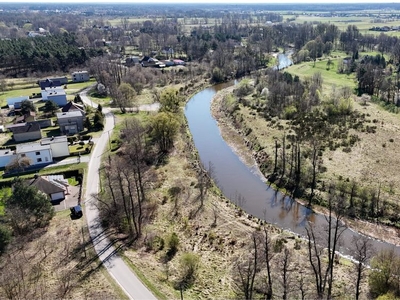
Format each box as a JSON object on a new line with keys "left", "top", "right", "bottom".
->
{"left": 39, "top": 76, "right": 68, "bottom": 86}
{"left": 41, "top": 135, "right": 70, "bottom": 158}
{"left": 26, "top": 175, "right": 66, "bottom": 201}
{"left": 39, "top": 78, "right": 62, "bottom": 91}
{"left": 47, "top": 88, "right": 67, "bottom": 106}
{"left": 56, "top": 111, "right": 85, "bottom": 135}
{"left": 16, "top": 143, "right": 53, "bottom": 166}
{"left": 71, "top": 71, "right": 90, "bottom": 82}
{"left": 14, "top": 111, "right": 36, "bottom": 124}
{"left": 125, "top": 56, "right": 140, "bottom": 66}
{"left": 41, "top": 86, "right": 64, "bottom": 100}
{"left": 7, "top": 96, "right": 30, "bottom": 109}
{"left": 61, "top": 101, "right": 85, "bottom": 113}
{"left": 7, "top": 122, "right": 42, "bottom": 142}
{"left": 0, "top": 149, "right": 15, "bottom": 168}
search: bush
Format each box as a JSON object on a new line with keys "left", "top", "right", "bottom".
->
{"left": 174, "top": 252, "right": 200, "bottom": 290}
{"left": 166, "top": 232, "right": 179, "bottom": 258}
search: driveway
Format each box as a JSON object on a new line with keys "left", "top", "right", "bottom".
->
{"left": 81, "top": 87, "right": 156, "bottom": 300}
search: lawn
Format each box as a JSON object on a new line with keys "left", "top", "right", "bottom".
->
{"left": 0, "top": 86, "right": 41, "bottom": 107}
{"left": 69, "top": 143, "right": 92, "bottom": 155}
{"left": 64, "top": 79, "right": 96, "bottom": 96}
{"left": 286, "top": 58, "right": 357, "bottom": 93}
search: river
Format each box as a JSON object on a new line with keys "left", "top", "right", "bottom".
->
{"left": 184, "top": 74, "right": 400, "bottom": 260}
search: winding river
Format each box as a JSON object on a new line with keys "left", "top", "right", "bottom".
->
{"left": 184, "top": 70, "right": 400, "bottom": 260}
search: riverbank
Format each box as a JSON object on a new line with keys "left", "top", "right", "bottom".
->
{"left": 210, "top": 84, "right": 400, "bottom": 248}
{"left": 118, "top": 82, "right": 365, "bottom": 299}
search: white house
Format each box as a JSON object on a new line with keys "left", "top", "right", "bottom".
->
{"left": 71, "top": 71, "right": 90, "bottom": 82}
{"left": 47, "top": 88, "right": 67, "bottom": 106}
{"left": 0, "top": 149, "right": 16, "bottom": 168}
{"left": 41, "top": 86, "right": 64, "bottom": 100}
{"left": 15, "top": 143, "right": 53, "bottom": 166}
{"left": 7, "top": 96, "right": 30, "bottom": 109}
{"left": 41, "top": 135, "right": 70, "bottom": 158}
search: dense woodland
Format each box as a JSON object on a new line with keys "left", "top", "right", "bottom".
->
{"left": 2, "top": 3, "right": 400, "bottom": 299}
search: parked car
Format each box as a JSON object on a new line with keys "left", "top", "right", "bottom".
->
{"left": 70, "top": 205, "right": 83, "bottom": 219}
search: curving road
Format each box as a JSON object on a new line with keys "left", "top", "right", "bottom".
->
{"left": 80, "top": 88, "right": 157, "bottom": 300}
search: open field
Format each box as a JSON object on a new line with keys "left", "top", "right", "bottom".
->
{"left": 281, "top": 13, "right": 400, "bottom": 36}
{"left": 286, "top": 58, "right": 357, "bottom": 93}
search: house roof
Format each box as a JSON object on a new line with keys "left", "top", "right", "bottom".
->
{"left": 47, "top": 88, "right": 66, "bottom": 97}
{"left": 57, "top": 111, "right": 84, "bottom": 119}
{"left": 39, "top": 79, "right": 62, "bottom": 90}
{"left": 26, "top": 176, "right": 65, "bottom": 195}
{"left": 41, "top": 135, "right": 68, "bottom": 145}
{"left": 15, "top": 111, "right": 36, "bottom": 123}
{"left": 0, "top": 149, "right": 14, "bottom": 157}
{"left": 8, "top": 122, "right": 40, "bottom": 134}
{"left": 61, "top": 101, "right": 85, "bottom": 113}
{"left": 16, "top": 142, "right": 50, "bottom": 153}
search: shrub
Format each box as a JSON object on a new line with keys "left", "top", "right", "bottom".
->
{"left": 166, "top": 232, "right": 179, "bottom": 258}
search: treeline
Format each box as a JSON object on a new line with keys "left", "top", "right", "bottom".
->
{"left": 0, "top": 33, "right": 102, "bottom": 76}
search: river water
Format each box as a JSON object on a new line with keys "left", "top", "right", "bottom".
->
{"left": 184, "top": 59, "right": 400, "bottom": 259}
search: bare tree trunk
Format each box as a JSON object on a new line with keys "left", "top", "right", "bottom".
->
{"left": 353, "top": 236, "right": 373, "bottom": 300}
{"left": 280, "top": 247, "right": 292, "bottom": 300}
{"left": 263, "top": 227, "right": 275, "bottom": 300}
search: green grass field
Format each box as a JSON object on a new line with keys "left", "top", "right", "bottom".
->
{"left": 286, "top": 58, "right": 357, "bottom": 92}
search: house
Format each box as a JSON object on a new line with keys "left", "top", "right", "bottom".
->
{"left": 39, "top": 78, "right": 62, "bottom": 91}
{"left": 41, "top": 86, "right": 64, "bottom": 100}
{"left": 141, "top": 56, "right": 166, "bottom": 68}
{"left": 7, "top": 96, "right": 30, "bottom": 109}
{"left": 14, "top": 111, "right": 36, "bottom": 124}
{"left": 61, "top": 101, "right": 85, "bottom": 113}
{"left": 173, "top": 59, "right": 185, "bottom": 66}
{"left": 56, "top": 111, "right": 85, "bottom": 135}
{"left": 47, "top": 88, "right": 67, "bottom": 107}
{"left": 39, "top": 76, "right": 68, "bottom": 86}
{"left": 125, "top": 56, "right": 140, "bottom": 66}
{"left": 41, "top": 135, "right": 70, "bottom": 158}
{"left": 15, "top": 143, "right": 53, "bottom": 166}
{"left": 26, "top": 175, "right": 65, "bottom": 201}
{"left": 72, "top": 71, "right": 90, "bottom": 82}
{"left": 161, "top": 60, "right": 175, "bottom": 67}
{"left": 7, "top": 122, "right": 42, "bottom": 142}
{"left": 0, "top": 149, "right": 15, "bottom": 168}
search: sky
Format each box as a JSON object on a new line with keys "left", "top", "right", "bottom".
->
{"left": 2, "top": 0, "right": 400, "bottom": 3}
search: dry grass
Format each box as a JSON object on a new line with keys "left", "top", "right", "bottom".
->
{"left": 120, "top": 104, "right": 366, "bottom": 299}
{"left": 0, "top": 210, "right": 123, "bottom": 299}
{"left": 211, "top": 82, "right": 400, "bottom": 246}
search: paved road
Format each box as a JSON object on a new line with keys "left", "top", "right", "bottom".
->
{"left": 81, "top": 88, "right": 157, "bottom": 300}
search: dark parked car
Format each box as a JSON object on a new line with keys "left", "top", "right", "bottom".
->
{"left": 70, "top": 205, "right": 83, "bottom": 219}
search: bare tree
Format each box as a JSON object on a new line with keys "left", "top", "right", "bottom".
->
{"left": 278, "top": 247, "right": 292, "bottom": 300}
{"left": 233, "top": 232, "right": 260, "bottom": 300}
{"left": 353, "top": 236, "right": 374, "bottom": 300}
{"left": 263, "top": 227, "right": 276, "bottom": 300}
{"left": 306, "top": 183, "right": 347, "bottom": 299}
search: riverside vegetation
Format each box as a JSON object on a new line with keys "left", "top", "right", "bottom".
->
{"left": 1, "top": 2, "right": 400, "bottom": 299}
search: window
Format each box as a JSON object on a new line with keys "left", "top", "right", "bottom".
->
{"left": 21, "top": 154, "right": 26, "bottom": 157}
{"left": 37, "top": 158, "right": 42, "bottom": 163}
{"left": 36, "top": 151, "right": 40, "bottom": 155}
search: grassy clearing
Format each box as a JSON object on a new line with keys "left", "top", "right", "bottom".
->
{"left": 0, "top": 87, "right": 41, "bottom": 107}
{"left": 286, "top": 58, "right": 357, "bottom": 92}
{"left": 64, "top": 79, "right": 96, "bottom": 95}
